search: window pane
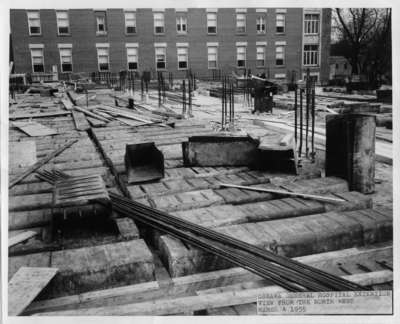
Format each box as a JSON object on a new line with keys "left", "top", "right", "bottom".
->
{"left": 99, "top": 63, "right": 109, "bottom": 71}
{"left": 62, "top": 63, "right": 72, "bottom": 72}
{"left": 28, "top": 11, "right": 40, "bottom": 19}
{"left": 97, "top": 48, "right": 108, "bottom": 56}
{"left": 127, "top": 48, "right": 137, "bottom": 55}
{"left": 128, "top": 62, "right": 138, "bottom": 70}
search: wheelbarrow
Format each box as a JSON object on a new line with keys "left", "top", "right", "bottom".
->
{"left": 125, "top": 142, "right": 165, "bottom": 184}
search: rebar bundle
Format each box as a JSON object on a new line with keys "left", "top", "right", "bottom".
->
{"left": 220, "top": 76, "right": 237, "bottom": 130}
{"left": 37, "top": 169, "right": 370, "bottom": 293}
{"left": 294, "top": 68, "right": 316, "bottom": 164}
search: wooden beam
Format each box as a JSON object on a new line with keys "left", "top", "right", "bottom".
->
{"left": 8, "top": 230, "right": 38, "bottom": 247}
{"left": 8, "top": 267, "right": 58, "bottom": 316}
{"left": 25, "top": 245, "right": 392, "bottom": 315}
{"left": 9, "top": 139, "right": 79, "bottom": 189}
{"left": 34, "top": 271, "right": 393, "bottom": 316}
{"left": 73, "top": 106, "right": 110, "bottom": 122}
{"left": 218, "top": 183, "right": 346, "bottom": 203}
{"left": 9, "top": 111, "right": 72, "bottom": 120}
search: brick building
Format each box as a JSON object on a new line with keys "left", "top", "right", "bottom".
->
{"left": 10, "top": 8, "right": 331, "bottom": 84}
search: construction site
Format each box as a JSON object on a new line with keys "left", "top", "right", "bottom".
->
{"left": 5, "top": 6, "right": 394, "bottom": 318}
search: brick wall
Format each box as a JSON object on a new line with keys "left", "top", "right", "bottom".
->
{"left": 10, "top": 8, "right": 331, "bottom": 82}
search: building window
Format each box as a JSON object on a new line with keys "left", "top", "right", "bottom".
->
{"left": 336, "top": 63, "right": 339, "bottom": 69}
{"left": 207, "top": 46, "right": 218, "bottom": 69}
{"left": 237, "top": 46, "right": 246, "bottom": 68}
{"left": 276, "top": 46, "right": 285, "bottom": 66}
{"left": 256, "top": 16, "right": 266, "bottom": 34}
{"left": 256, "top": 46, "right": 265, "bottom": 67}
{"left": 303, "top": 44, "right": 319, "bottom": 66}
{"left": 95, "top": 12, "right": 107, "bottom": 34}
{"left": 177, "top": 47, "right": 188, "bottom": 69}
{"left": 236, "top": 14, "right": 246, "bottom": 33}
{"left": 127, "top": 47, "right": 138, "bottom": 70}
{"left": 276, "top": 14, "right": 285, "bottom": 33}
{"left": 97, "top": 47, "right": 109, "bottom": 71}
{"left": 155, "top": 47, "right": 166, "bottom": 69}
{"left": 125, "top": 11, "right": 136, "bottom": 34}
{"left": 207, "top": 13, "right": 217, "bottom": 34}
{"left": 304, "top": 14, "right": 319, "bottom": 34}
{"left": 56, "top": 11, "right": 70, "bottom": 35}
{"left": 30, "top": 48, "right": 44, "bottom": 72}
{"left": 27, "top": 11, "right": 41, "bottom": 35}
{"left": 344, "top": 63, "right": 347, "bottom": 69}
{"left": 176, "top": 16, "right": 187, "bottom": 34}
{"left": 154, "top": 13, "right": 165, "bottom": 34}
{"left": 59, "top": 48, "right": 72, "bottom": 72}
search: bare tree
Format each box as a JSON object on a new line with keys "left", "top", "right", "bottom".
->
{"left": 333, "top": 8, "right": 391, "bottom": 84}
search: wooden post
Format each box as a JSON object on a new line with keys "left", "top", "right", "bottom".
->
{"left": 326, "top": 113, "right": 376, "bottom": 193}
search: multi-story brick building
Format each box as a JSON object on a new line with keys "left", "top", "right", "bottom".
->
{"left": 10, "top": 8, "right": 331, "bottom": 84}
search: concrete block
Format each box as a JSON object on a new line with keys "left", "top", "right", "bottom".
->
{"left": 182, "top": 135, "right": 259, "bottom": 167}
{"left": 46, "top": 240, "right": 155, "bottom": 298}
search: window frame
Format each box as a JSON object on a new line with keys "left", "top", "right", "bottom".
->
{"left": 27, "top": 11, "right": 41, "bottom": 36}
{"left": 30, "top": 47, "right": 45, "bottom": 73}
{"left": 155, "top": 46, "right": 167, "bottom": 70}
{"left": 303, "top": 44, "right": 319, "bottom": 66}
{"left": 95, "top": 11, "right": 107, "bottom": 35}
{"left": 59, "top": 47, "right": 73, "bottom": 73}
{"left": 276, "top": 14, "right": 285, "bottom": 34}
{"left": 256, "top": 46, "right": 266, "bottom": 67}
{"left": 207, "top": 13, "right": 217, "bottom": 34}
{"left": 125, "top": 11, "right": 137, "bottom": 34}
{"left": 56, "top": 10, "right": 70, "bottom": 35}
{"left": 207, "top": 46, "right": 218, "bottom": 69}
{"left": 126, "top": 46, "right": 139, "bottom": 71}
{"left": 256, "top": 15, "right": 266, "bottom": 34}
{"left": 236, "top": 46, "right": 247, "bottom": 68}
{"left": 176, "top": 15, "right": 188, "bottom": 34}
{"left": 177, "top": 47, "right": 189, "bottom": 70}
{"left": 304, "top": 13, "right": 320, "bottom": 35}
{"left": 275, "top": 46, "right": 285, "bottom": 66}
{"left": 96, "top": 46, "right": 110, "bottom": 71}
{"left": 236, "top": 13, "right": 246, "bottom": 34}
{"left": 154, "top": 12, "right": 165, "bottom": 34}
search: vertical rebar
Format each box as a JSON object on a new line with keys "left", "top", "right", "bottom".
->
{"left": 299, "top": 88, "right": 303, "bottom": 158}
{"left": 221, "top": 77, "right": 225, "bottom": 128}
{"left": 305, "top": 75, "right": 310, "bottom": 157}
{"left": 311, "top": 83, "right": 316, "bottom": 162}
{"left": 225, "top": 76, "right": 228, "bottom": 127}
{"left": 188, "top": 77, "right": 192, "bottom": 116}
{"left": 294, "top": 86, "right": 298, "bottom": 145}
{"left": 182, "top": 79, "right": 186, "bottom": 116}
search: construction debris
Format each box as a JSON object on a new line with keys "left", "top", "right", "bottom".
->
{"left": 7, "top": 68, "right": 393, "bottom": 316}
{"left": 8, "top": 267, "right": 58, "bottom": 316}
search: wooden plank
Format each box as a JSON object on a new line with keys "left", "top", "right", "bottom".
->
{"left": 8, "top": 267, "right": 58, "bottom": 316}
{"left": 87, "top": 117, "right": 107, "bottom": 127}
{"left": 219, "top": 183, "right": 346, "bottom": 203}
{"left": 35, "top": 270, "right": 392, "bottom": 316}
{"left": 25, "top": 245, "right": 392, "bottom": 314}
{"left": 71, "top": 111, "right": 90, "bottom": 131}
{"left": 61, "top": 98, "right": 74, "bottom": 110}
{"left": 9, "top": 139, "right": 79, "bottom": 189}
{"left": 8, "top": 230, "right": 38, "bottom": 247}
{"left": 73, "top": 106, "right": 110, "bottom": 122}
{"left": 12, "top": 121, "right": 58, "bottom": 137}
{"left": 9, "top": 111, "right": 72, "bottom": 119}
